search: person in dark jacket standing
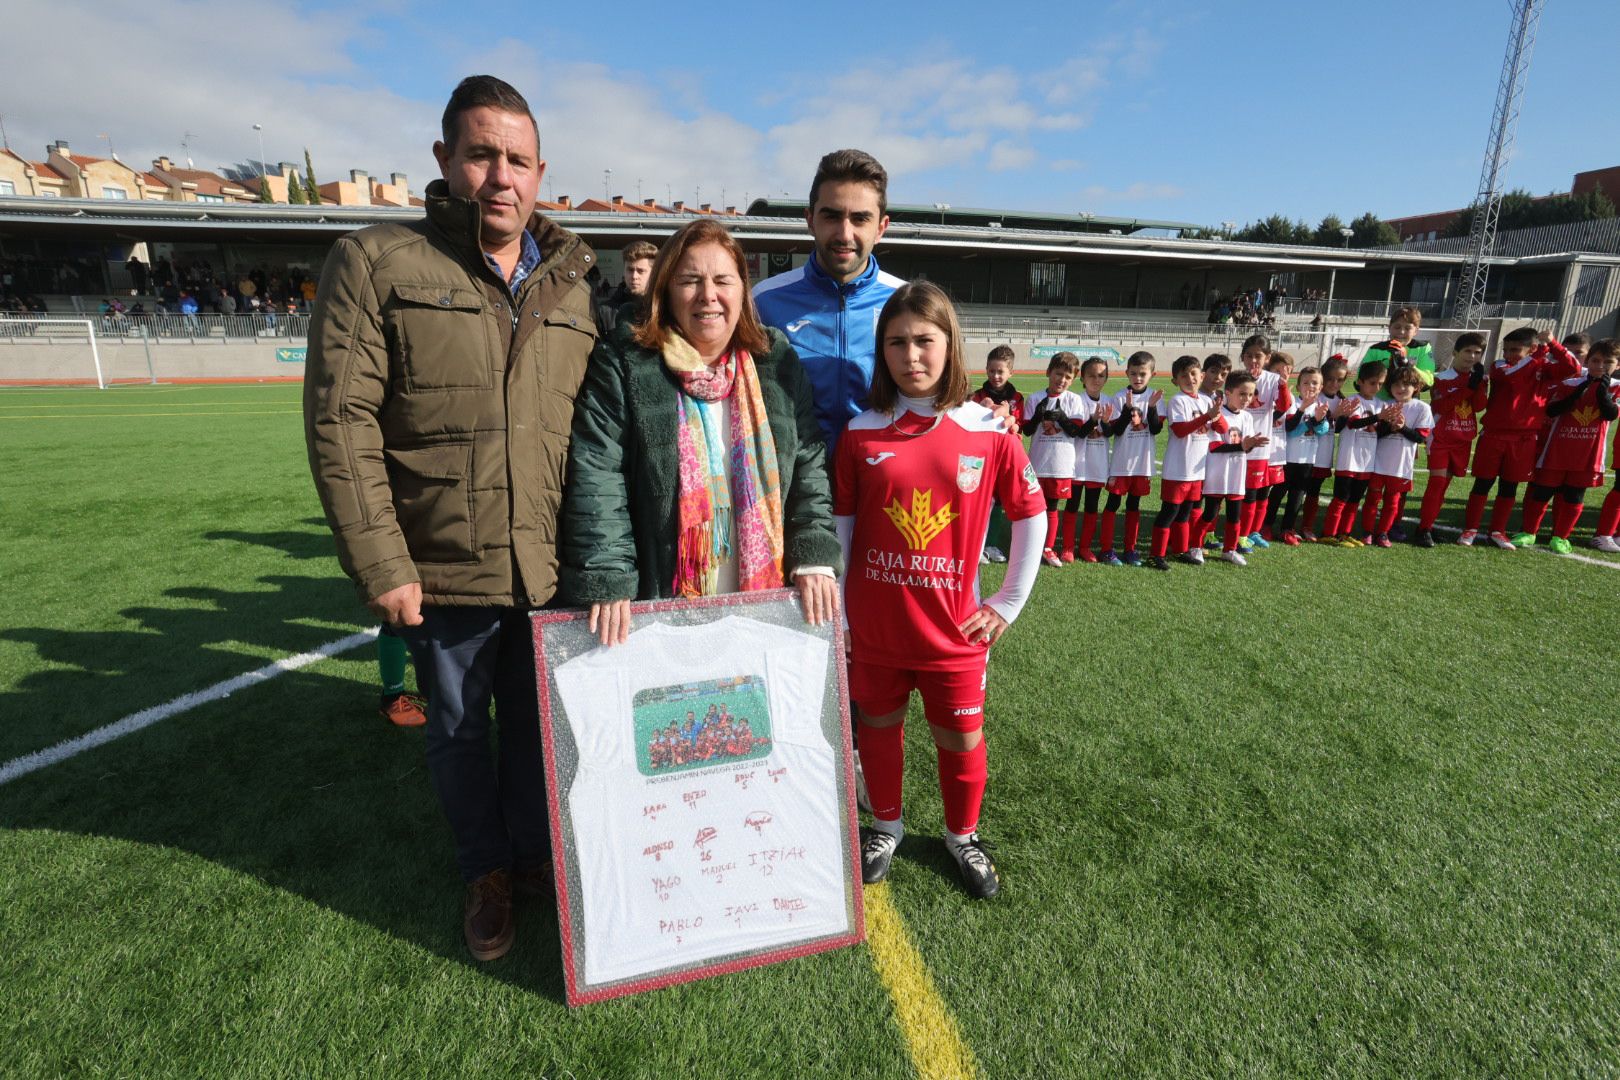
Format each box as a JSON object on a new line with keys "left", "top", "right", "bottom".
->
{"left": 304, "top": 75, "right": 598, "bottom": 963}
{"left": 560, "top": 219, "right": 841, "bottom": 645}
{"left": 595, "top": 239, "right": 656, "bottom": 332}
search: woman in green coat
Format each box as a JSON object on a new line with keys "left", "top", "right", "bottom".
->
{"left": 560, "top": 219, "right": 843, "bottom": 644}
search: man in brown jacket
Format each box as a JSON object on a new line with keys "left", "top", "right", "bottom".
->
{"left": 304, "top": 75, "right": 597, "bottom": 962}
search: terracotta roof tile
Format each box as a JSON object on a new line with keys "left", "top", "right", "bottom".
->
{"left": 30, "top": 161, "right": 65, "bottom": 181}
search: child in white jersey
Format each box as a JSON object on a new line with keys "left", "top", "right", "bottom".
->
{"left": 1150, "top": 354, "right": 1223, "bottom": 569}
{"left": 1300, "top": 355, "right": 1349, "bottom": 539}
{"left": 1190, "top": 353, "right": 1234, "bottom": 551}
{"left": 1200, "top": 370, "right": 1270, "bottom": 565}
{"left": 1020, "top": 352, "right": 1084, "bottom": 567}
{"left": 1098, "top": 351, "right": 1163, "bottom": 565}
{"left": 1276, "top": 366, "right": 1332, "bottom": 545}
{"left": 1363, "top": 366, "right": 1435, "bottom": 546}
{"left": 1069, "top": 357, "right": 1115, "bottom": 561}
{"left": 1260, "top": 352, "right": 1295, "bottom": 539}
{"left": 835, "top": 282, "right": 1046, "bottom": 900}
{"left": 1237, "top": 334, "right": 1292, "bottom": 548}
{"left": 1321, "top": 361, "right": 1400, "bottom": 545}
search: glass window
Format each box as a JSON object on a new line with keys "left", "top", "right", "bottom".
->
{"left": 195, "top": 194, "right": 224, "bottom": 204}
{"left": 39, "top": 188, "right": 58, "bottom": 197}
{"left": 1575, "top": 264, "right": 1611, "bottom": 309}
{"left": 101, "top": 184, "right": 128, "bottom": 199}
{"left": 0, "top": 179, "right": 14, "bottom": 195}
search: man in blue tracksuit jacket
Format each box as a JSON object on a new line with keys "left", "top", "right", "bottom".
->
{"left": 753, "top": 149, "right": 905, "bottom": 452}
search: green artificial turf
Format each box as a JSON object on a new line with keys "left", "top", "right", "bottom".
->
{"left": 2, "top": 384, "right": 1618, "bottom": 1077}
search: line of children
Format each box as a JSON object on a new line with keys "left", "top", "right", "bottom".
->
{"left": 986, "top": 326, "right": 1620, "bottom": 565}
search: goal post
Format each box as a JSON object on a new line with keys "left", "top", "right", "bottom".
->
{"left": 0, "top": 318, "right": 108, "bottom": 388}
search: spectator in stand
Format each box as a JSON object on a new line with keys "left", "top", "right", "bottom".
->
{"left": 179, "top": 290, "right": 200, "bottom": 332}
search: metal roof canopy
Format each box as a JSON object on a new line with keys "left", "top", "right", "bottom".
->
{"left": 745, "top": 196, "right": 1198, "bottom": 235}
{"left": 0, "top": 195, "right": 1561, "bottom": 270}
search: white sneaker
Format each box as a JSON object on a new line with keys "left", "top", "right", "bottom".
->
{"left": 1041, "top": 550, "right": 1064, "bottom": 568}
{"left": 1456, "top": 529, "right": 1479, "bottom": 547}
{"left": 1180, "top": 549, "right": 1205, "bottom": 566}
{"left": 1488, "top": 531, "right": 1516, "bottom": 550}
{"left": 983, "top": 545, "right": 1007, "bottom": 563}
{"left": 979, "top": 551, "right": 990, "bottom": 565}
{"left": 1220, "top": 550, "right": 1247, "bottom": 566}
{"left": 1593, "top": 535, "right": 1620, "bottom": 553}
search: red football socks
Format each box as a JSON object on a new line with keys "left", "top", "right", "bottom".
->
{"left": 856, "top": 719, "right": 905, "bottom": 823}
{"left": 935, "top": 739, "right": 987, "bottom": 837}
{"left": 1552, "top": 498, "right": 1584, "bottom": 539}
{"left": 1464, "top": 492, "right": 1488, "bottom": 532}
{"left": 1078, "top": 510, "right": 1096, "bottom": 556}
{"left": 1151, "top": 525, "right": 1171, "bottom": 558}
{"left": 1418, "top": 475, "right": 1451, "bottom": 530}
{"left": 1171, "top": 520, "right": 1190, "bottom": 555}
{"left": 1489, "top": 496, "right": 1516, "bottom": 535}
{"left": 1124, "top": 510, "right": 1141, "bottom": 551}
{"left": 1519, "top": 497, "right": 1550, "bottom": 537}
{"left": 1099, "top": 509, "right": 1116, "bottom": 552}
{"left": 1044, "top": 510, "right": 1059, "bottom": 551}
{"left": 1059, "top": 510, "right": 1078, "bottom": 555}
{"left": 1598, "top": 489, "right": 1620, "bottom": 536}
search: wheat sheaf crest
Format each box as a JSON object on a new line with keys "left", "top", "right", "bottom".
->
{"left": 884, "top": 488, "right": 959, "bottom": 550}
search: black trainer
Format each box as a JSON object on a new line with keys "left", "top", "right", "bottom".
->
{"left": 859, "top": 826, "right": 900, "bottom": 884}
{"left": 947, "top": 834, "right": 1001, "bottom": 899}
{"left": 1145, "top": 554, "right": 1171, "bottom": 571}
{"left": 1414, "top": 529, "right": 1436, "bottom": 548}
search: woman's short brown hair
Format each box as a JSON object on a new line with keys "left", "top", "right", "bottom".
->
{"left": 868, "top": 282, "right": 968, "bottom": 413}
{"left": 632, "top": 219, "right": 769, "bottom": 356}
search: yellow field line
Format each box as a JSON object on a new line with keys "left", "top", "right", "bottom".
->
{"left": 0, "top": 410, "right": 302, "bottom": 420}
{"left": 864, "top": 883, "right": 981, "bottom": 1080}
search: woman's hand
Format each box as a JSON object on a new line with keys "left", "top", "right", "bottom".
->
{"left": 588, "top": 600, "right": 632, "bottom": 647}
{"left": 958, "top": 604, "right": 1010, "bottom": 647}
{"left": 796, "top": 573, "right": 839, "bottom": 627}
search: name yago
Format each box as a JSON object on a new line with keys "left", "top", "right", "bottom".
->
{"left": 863, "top": 548, "right": 966, "bottom": 590}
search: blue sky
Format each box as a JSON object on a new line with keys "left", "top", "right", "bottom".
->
{"left": 7, "top": 0, "right": 1618, "bottom": 227}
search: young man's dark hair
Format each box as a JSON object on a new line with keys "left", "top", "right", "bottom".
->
{"left": 1502, "top": 326, "right": 1539, "bottom": 347}
{"left": 808, "top": 148, "right": 889, "bottom": 215}
{"left": 440, "top": 75, "right": 538, "bottom": 150}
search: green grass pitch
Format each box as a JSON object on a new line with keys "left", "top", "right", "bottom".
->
{"left": 1, "top": 383, "right": 1618, "bottom": 1077}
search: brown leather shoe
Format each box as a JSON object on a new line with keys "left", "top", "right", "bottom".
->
{"left": 463, "top": 868, "right": 514, "bottom": 962}
{"left": 512, "top": 861, "right": 555, "bottom": 903}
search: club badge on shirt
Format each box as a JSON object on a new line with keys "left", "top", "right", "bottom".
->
{"left": 1022, "top": 462, "right": 1039, "bottom": 494}
{"left": 957, "top": 454, "right": 985, "bottom": 493}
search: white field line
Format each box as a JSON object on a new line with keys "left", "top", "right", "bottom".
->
{"left": 0, "top": 628, "right": 378, "bottom": 787}
{"left": 1404, "top": 517, "right": 1620, "bottom": 572}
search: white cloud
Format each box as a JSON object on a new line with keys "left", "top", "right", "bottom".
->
{"left": 1078, "top": 182, "right": 1186, "bottom": 204}
{"left": 0, "top": 6, "right": 1160, "bottom": 210}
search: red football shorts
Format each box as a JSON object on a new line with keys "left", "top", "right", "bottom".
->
{"left": 850, "top": 661, "right": 988, "bottom": 733}
{"left": 1531, "top": 466, "right": 1603, "bottom": 489}
{"left": 1038, "top": 476, "right": 1073, "bottom": 500}
{"left": 1427, "top": 439, "right": 1473, "bottom": 477}
{"left": 1335, "top": 469, "right": 1370, "bottom": 480}
{"left": 1369, "top": 473, "right": 1412, "bottom": 495}
{"left": 1244, "top": 460, "right": 1272, "bottom": 489}
{"left": 1160, "top": 478, "right": 1203, "bottom": 503}
{"left": 1106, "top": 474, "right": 1151, "bottom": 497}
{"left": 1267, "top": 465, "right": 1287, "bottom": 487}
{"left": 1473, "top": 431, "right": 1536, "bottom": 483}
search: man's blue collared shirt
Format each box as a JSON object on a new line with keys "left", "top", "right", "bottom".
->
{"left": 485, "top": 228, "right": 542, "bottom": 291}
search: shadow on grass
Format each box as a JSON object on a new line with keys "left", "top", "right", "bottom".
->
{"left": 0, "top": 525, "right": 567, "bottom": 1002}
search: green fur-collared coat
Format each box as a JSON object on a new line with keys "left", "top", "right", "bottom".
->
{"left": 558, "top": 320, "right": 843, "bottom": 604}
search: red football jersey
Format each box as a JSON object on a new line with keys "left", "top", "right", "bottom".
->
{"left": 1429, "top": 368, "right": 1488, "bottom": 446}
{"left": 834, "top": 402, "right": 1045, "bottom": 671}
{"left": 1483, "top": 341, "right": 1582, "bottom": 434}
{"left": 1537, "top": 377, "right": 1620, "bottom": 474}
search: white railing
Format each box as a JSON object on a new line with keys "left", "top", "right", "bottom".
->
{"left": 0, "top": 311, "right": 311, "bottom": 342}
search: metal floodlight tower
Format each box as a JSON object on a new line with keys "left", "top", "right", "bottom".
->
{"left": 1455, "top": 0, "right": 1544, "bottom": 329}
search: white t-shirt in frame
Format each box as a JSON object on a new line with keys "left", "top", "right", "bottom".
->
{"left": 551, "top": 615, "right": 848, "bottom": 987}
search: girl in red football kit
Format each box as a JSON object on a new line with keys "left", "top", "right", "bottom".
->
{"left": 832, "top": 282, "right": 1046, "bottom": 899}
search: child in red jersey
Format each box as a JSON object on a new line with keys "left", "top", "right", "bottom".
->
{"left": 834, "top": 281, "right": 1046, "bottom": 899}
{"left": 1460, "top": 326, "right": 1583, "bottom": 549}
{"left": 1150, "top": 354, "right": 1224, "bottom": 569}
{"left": 1516, "top": 339, "right": 1620, "bottom": 552}
{"left": 1413, "top": 333, "right": 1489, "bottom": 547}
{"left": 971, "top": 345, "right": 1024, "bottom": 563}
{"left": 1363, "top": 368, "right": 1434, "bottom": 547}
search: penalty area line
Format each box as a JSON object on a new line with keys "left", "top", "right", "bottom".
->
{"left": 0, "top": 628, "right": 379, "bottom": 788}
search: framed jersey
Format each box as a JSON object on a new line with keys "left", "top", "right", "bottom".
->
{"left": 533, "top": 590, "right": 862, "bottom": 1006}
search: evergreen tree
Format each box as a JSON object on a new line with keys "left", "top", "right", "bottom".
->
{"left": 1236, "top": 214, "right": 1311, "bottom": 245}
{"left": 1349, "top": 211, "right": 1400, "bottom": 248}
{"left": 258, "top": 173, "right": 273, "bottom": 203}
{"left": 1311, "top": 214, "right": 1349, "bottom": 247}
{"left": 287, "top": 169, "right": 308, "bottom": 205}
{"left": 303, "top": 148, "right": 320, "bottom": 205}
